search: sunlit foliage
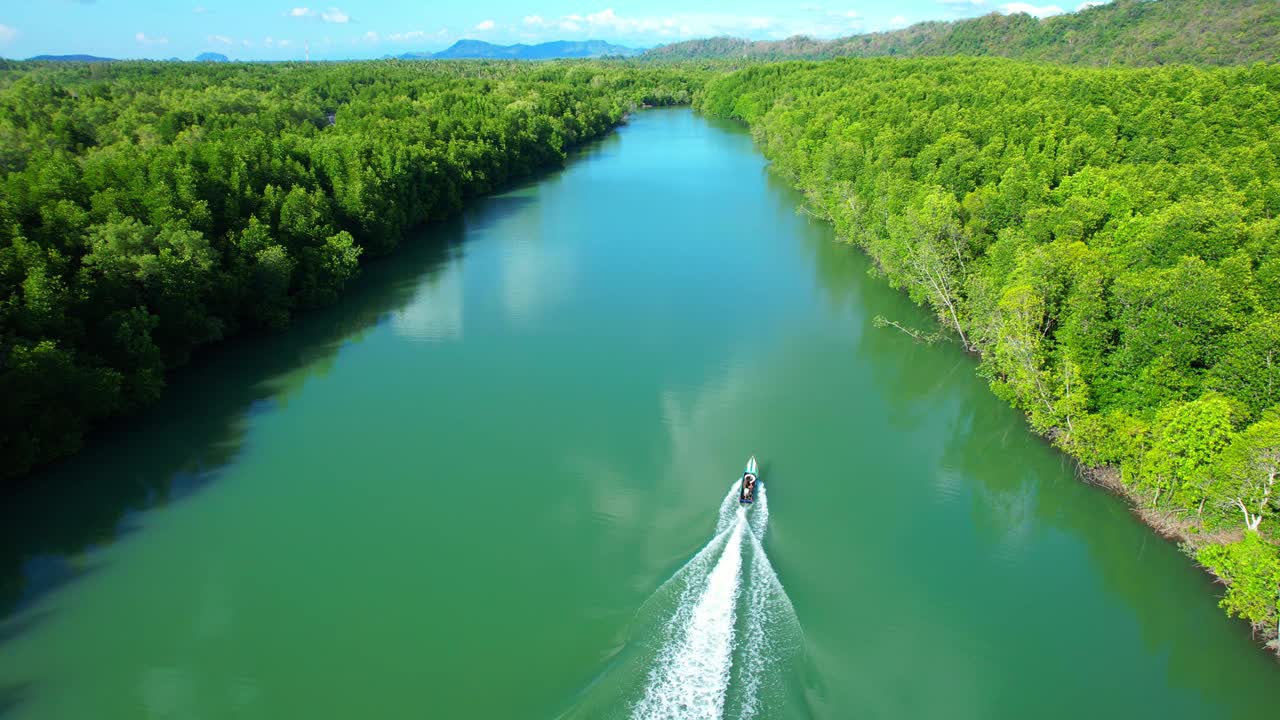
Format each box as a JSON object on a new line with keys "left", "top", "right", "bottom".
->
{"left": 698, "top": 56, "right": 1280, "bottom": 642}
{"left": 0, "top": 59, "right": 700, "bottom": 479}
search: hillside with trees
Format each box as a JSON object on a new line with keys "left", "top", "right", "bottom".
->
{"left": 0, "top": 60, "right": 699, "bottom": 481}
{"left": 698, "top": 57, "right": 1280, "bottom": 649}
{"left": 645, "top": 0, "right": 1280, "bottom": 66}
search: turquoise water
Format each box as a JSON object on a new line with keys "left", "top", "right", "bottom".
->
{"left": 0, "top": 108, "right": 1277, "bottom": 719}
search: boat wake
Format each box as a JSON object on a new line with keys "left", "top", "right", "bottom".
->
{"left": 616, "top": 480, "right": 801, "bottom": 720}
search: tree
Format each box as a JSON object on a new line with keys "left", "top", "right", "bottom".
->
{"left": 1197, "top": 534, "right": 1280, "bottom": 653}
{"left": 0, "top": 339, "right": 120, "bottom": 476}
{"left": 697, "top": 52, "right": 1280, "bottom": 642}
{"left": 1211, "top": 411, "right": 1280, "bottom": 531}
{"left": 1209, "top": 317, "right": 1280, "bottom": 419}
{"left": 1110, "top": 258, "right": 1232, "bottom": 406}
{"left": 991, "top": 284, "right": 1058, "bottom": 427}
{"left": 1140, "top": 394, "right": 1237, "bottom": 511}
{"left": 0, "top": 59, "right": 704, "bottom": 480}
{"left": 296, "top": 230, "right": 361, "bottom": 308}
{"left": 879, "top": 187, "right": 973, "bottom": 349}
{"left": 234, "top": 217, "right": 294, "bottom": 330}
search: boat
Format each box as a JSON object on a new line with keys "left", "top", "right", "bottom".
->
{"left": 739, "top": 455, "right": 760, "bottom": 504}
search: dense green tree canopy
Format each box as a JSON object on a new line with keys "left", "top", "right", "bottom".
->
{"left": 2, "top": 50, "right": 1278, "bottom": 649}
{"left": 0, "top": 59, "right": 701, "bottom": 480}
{"left": 698, "top": 56, "right": 1280, "bottom": 645}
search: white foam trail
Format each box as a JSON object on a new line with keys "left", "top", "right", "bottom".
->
{"left": 749, "top": 484, "right": 769, "bottom": 540}
{"left": 715, "top": 480, "right": 743, "bottom": 535}
{"left": 736, "top": 525, "right": 799, "bottom": 719}
{"left": 735, "top": 484, "right": 772, "bottom": 717}
{"left": 634, "top": 513, "right": 746, "bottom": 720}
{"left": 640, "top": 481, "right": 742, "bottom": 622}
{"left": 624, "top": 479, "right": 799, "bottom": 720}
{"left": 736, "top": 550, "right": 770, "bottom": 717}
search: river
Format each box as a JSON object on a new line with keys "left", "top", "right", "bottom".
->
{"left": 1, "top": 108, "right": 1277, "bottom": 719}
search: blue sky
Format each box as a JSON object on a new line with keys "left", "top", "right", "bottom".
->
{"left": 0, "top": 0, "right": 1106, "bottom": 60}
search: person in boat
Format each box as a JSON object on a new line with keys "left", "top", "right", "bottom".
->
{"left": 743, "top": 474, "right": 756, "bottom": 500}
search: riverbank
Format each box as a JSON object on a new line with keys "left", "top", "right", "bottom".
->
{"left": 801, "top": 179, "right": 1263, "bottom": 615}
{"left": 748, "top": 133, "right": 1280, "bottom": 655}
{"left": 5, "top": 108, "right": 1278, "bottom": 718}
{"left": 0, "top": 60, "right": 703, "bottom": 484}
{"left": 696, "top": 57, "right": 1280, "bottom": 652}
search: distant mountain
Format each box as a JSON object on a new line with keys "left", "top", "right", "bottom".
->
{"left": 643, "top": 0, "right": 1280, "bottom": 67}
{"left": 399, "top": 39, "right": 640, "bottom": 61}
{"left": 27, "top": 54, "right": 114, "bottom": 62}
{"left": 195, "top": 52, "right": 230, "bottom": 63}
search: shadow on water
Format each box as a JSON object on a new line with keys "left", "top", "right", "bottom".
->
{"left": 0, "top": 683, "right": 26, "bottom": 719}
{"left": 0, "top": 115, "right": 635, "bottom": 718}
{"left": 0, "top": 611, "right": 50, "bottom": 649}
{"left": 0, "top": 107, "right": 632, "bottom": 632}
{"left": 0, "top": 172, "right": 562, "bottom": 626}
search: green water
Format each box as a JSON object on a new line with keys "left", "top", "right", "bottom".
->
{"left": 2, "top": 108, "right": 1278, "bottom": 719}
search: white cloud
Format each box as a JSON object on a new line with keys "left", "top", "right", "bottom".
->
{"left": 279, "top": 39, "right": 292, "bottom": 47}
{"left": 388, "top": 30, "right": 427, "bottom": 42}
{"left": 803, "top": 6, "right": 862, "bottom": 20}
{"left": 471, "top": 7, "right": 872, "bottom": 42}
{"left": 1000, "top": 2, "right": 1065, "bottom": 17}
{"left": 289, "top": 7, "right": 349, "bottom": 23}
{"left": 0, "top": 24, "right": 16, "bottom": 44}
{"left": 135, "top": 31, "right": 169, "bottom": 45}
{"left": 362, "top": 30, "right": 379, "bottom": 42}
{"left": 193, "top": 5, "right": 207, "bottom": 13}
{"left": 208, "top": 34, "right": 232, "bottom": 45}
{"left": 889, "top": 15, "right": 908, "bottom": 27}
{"left": 522, "top": 9, "right": 796, "bottom": 38}
{"left": 935, "top": 0, "right": 993, "bottom": 20}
